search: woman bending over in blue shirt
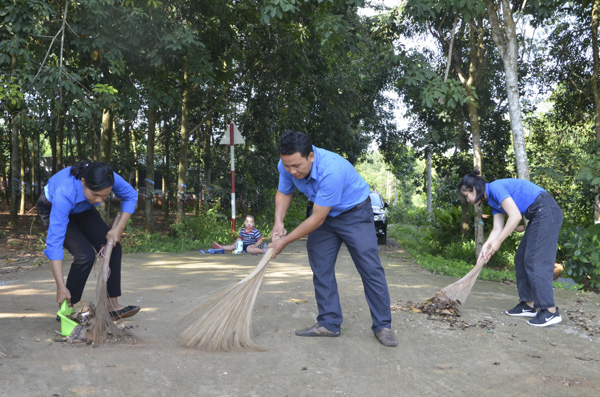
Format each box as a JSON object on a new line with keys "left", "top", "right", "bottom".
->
{"left": 37, "top": 161, "right": 140, "bottom": 320}
{"left": 458, "top": 169, "right": 563, "bottom": 327}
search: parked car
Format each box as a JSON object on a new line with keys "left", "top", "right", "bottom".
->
{"left": 305, "top": 190, "right": 388, "bottom": 244}
{"left": 369, "top": 191, "right": 388, "bottom": 245}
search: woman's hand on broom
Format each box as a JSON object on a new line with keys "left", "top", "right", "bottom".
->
{"left": 478, "top": 240, "right": 498, "bottom": 265}
{"left": 106, "top": 228, "right": 122, "bottom": 244}
{"left": 105, "top": 212, "right": 132, "bottom": 243}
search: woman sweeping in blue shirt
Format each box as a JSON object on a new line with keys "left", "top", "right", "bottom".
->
{"left": 37, "top": 161, "right": 140, "bottom": 320}
{"left": 458, "top": 169, "right": 563, "bottom": 327}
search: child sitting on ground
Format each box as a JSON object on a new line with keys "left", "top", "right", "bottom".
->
{"left": 213, "top": 215, "right": 265, "bottom": 255}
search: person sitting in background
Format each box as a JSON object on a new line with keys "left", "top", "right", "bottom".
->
{"left": 213, "top": 214, "right": 264, "bottom": 255}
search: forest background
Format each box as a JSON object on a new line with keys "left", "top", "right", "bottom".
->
{"left": 1, "top": 0, "right": 599, "bottom": 291}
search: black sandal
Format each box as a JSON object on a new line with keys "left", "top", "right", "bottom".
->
{"left": 109, "top": 305, "right": 141, "bottom": 320}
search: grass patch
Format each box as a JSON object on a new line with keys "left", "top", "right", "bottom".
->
{"left": 388, "top": 223, "right": 515, "bottom": 284}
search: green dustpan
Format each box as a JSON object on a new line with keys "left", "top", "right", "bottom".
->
{"left": 56, "top": 300, "right": 78, "bottom": 336}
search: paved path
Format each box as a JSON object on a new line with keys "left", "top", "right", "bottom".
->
{"left": 1, "top": 239, "right": 599, "bottom": 396}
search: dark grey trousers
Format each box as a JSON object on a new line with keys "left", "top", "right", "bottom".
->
{"left": 514, "top": 192, "right": 563, "bottom": 309}
{"left": 306, "top": 203, "right": 392, "bottom": 334}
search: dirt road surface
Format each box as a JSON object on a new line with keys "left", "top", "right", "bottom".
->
{"left": 1, "top": 238, "right": 599, "bottom": 396}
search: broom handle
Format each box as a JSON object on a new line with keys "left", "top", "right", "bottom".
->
{"left": 101, "top": 212, "right": 122, "bottom": 282}
{"left": 239, "top": 248, "right": 274, "bottom": 282}
{"left": 466, "top": 256, "right": 485, "bottom": 277}
{"left": 238, "top": 236, "right": 280, "bottom": 282}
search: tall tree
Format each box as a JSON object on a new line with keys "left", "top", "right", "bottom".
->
{"left": 176, "top": 61, "right": 191, "bottom": 223}
{"left": 145, "top": 105, "right": 156, "bottom": 230}
{"left": 589, "top": 0, "right": 600, "bottom": 223}
{"left": 486, "top": 0, "right": 530, "bottom": 180}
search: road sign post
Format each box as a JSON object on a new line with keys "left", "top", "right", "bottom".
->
{"left": 220, "top": 122, "right": 245, "bottom": 236}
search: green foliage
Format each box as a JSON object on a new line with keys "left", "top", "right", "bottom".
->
{"left": 575, "top": 141, "right": 600, "bottom": 199}
{"left": 389, "top": 206, "right": 428, "bottom": 226}
{"left": 526, "top": 108, "right": 595, "bottom": 226}
{"left": 388, "top": 223, "right": 515, "bottom": 283}
{"left": 559, "top": 224, "right": 600, "bottom": 292}
{"left": 429, "top": 205, "right": 463, "bottom": 247}
{"left": 414, "top": 253, "right": 515, "bottom": 283}
{"left": 122, "top": 190, "right": 312, "bottom": 253}
{"left": 392, "top": 203, "right": 518, "bottom": 269}
{"left": 0, "top": 77, "right": 24, "bottom": 110}
{"left": 552, "top": 279, "right": 584, "bottom": 291}
{"left": 123, "top": 207, "right": 230, "bottom": 253}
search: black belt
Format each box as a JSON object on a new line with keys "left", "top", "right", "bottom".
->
{"left": 340, "top": 196, "right": 370, "bottom": 216}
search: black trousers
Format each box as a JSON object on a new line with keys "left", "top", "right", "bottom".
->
{"left": 38, "top": 193, "right": 122, "bottom": 304}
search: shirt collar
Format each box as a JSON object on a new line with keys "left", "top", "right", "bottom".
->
{"left": 307, "top": 145, "right": 319, "bottom": 181}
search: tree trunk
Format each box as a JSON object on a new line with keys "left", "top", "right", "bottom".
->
{"left": 486, "top": 0, "right": 530, "bottom": 181}
{"left": 100, "top": 108, "right": 113, "bottom": 163}
{"left": 50, "top": 102, "right": 57, "bottom": 174}
{"left": 91, "top": 116, "right": 99, "bottom": 161}
{"left": 30, "top": 136, "right": 36, "bottom": 204}
{"left": 177, "top": 61, "right": 191, "bottom": 223}
{"left": 0, "top": 141, "right": 6, "bottom": 203}
{"left": 123, "top": 120, "right": 132, "bottom": 185}
{"left": 99, "top": 108, "right": 113, "bottom": 222}
{"left": 75, "top": 117, "right": 83, "bottom": 161}
{"left": 56, "top": 105, "right": 64, "bottom": 170}
{"left": 591, "top": 0, "right": 600, "bottom": 223}
{"left": 19, "top": 133, "right": 26, "bottom": 214}
{"left": 162, "top": 124, "right": 170, "bottom": 219}
{"left": 456, "top": 110, "right": 471, "bottom": 236}
{"left": 145, "top": 106, "right": 156, "bottom": 231}
{"left": 195, "top": 130, "right": 203, "bottom": 215}
{"left": 426, "top": 152, "right": 432, "bottom": 222}
{"left": 10, "top": 118, "right": 19, "bottom": 224}
{"left": 467, "top": 100, "right": 485, "bottom": 256}
{"left": 448, "top": 16, "right": 486, "bottom": 254}
{"left": 67, "top": 120, "right": 73, "bottom": 164}
{"left": 203, "top": 126, "right": 212, "bottom": 207}
{"left": 131, "top": 127, "right": 139, "bottom": 189}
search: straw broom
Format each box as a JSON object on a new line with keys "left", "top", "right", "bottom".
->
{"left": 434, "top": 257, "right": 485, "bottom": 305}
{"left": 87, "top": 212, "right": 127, "bottom": 343}
{"left": 180, "top": 245, "right": 275, "bottom": 352}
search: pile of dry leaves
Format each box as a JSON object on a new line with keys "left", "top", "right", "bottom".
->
{"left": 391, "top": 291, "right": 494, "bottom": 331}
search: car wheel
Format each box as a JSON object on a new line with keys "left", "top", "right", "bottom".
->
{"left": 377, "top": 234, "right": 386, "bottom": 245}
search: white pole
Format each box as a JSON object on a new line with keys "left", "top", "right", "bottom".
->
{"left": 230, "top": 123, "right": 236, "bottom": 236}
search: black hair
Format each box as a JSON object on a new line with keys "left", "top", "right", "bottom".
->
{"left": 70, "top": 161, "right": 114, "bottom": 191}
{"left": 457, "top": 169, "right": 486, "bottom": 204}
{"left": 277, "top": 131, "right": 313, "bottom": 159}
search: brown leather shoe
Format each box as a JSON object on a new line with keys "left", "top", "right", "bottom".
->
{"left": 295, "top": 323, "right": 340, "bottom": 337}
{"left": 375, "top": 328, "right": 397, "bottom": 347}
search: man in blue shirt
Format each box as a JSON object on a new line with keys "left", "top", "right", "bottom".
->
{"left": 270, "top": 131, "right": 397, "bottom": 347}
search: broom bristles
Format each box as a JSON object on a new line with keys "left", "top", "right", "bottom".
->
{"left": 87, "top": 213, "right": 128, "bottom": 343}
{"left": 439, "top": 258, "right": 485, "bottom": 304}
{"left": 180, "top": 247, "right": 274, "bottom": 352}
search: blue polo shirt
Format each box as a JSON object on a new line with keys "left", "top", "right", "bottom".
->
{"left": 277, "top": 146, "right": 369, "bottom": 217}
{"left": 43, "top": 166, "right": 138, "bottom": 260}
{"left": 486, "top": 179, "right": 545, "bottom": 215}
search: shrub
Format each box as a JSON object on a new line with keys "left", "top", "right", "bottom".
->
{"left": 560, "top": 224, "right": 600, "bottom": 292}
